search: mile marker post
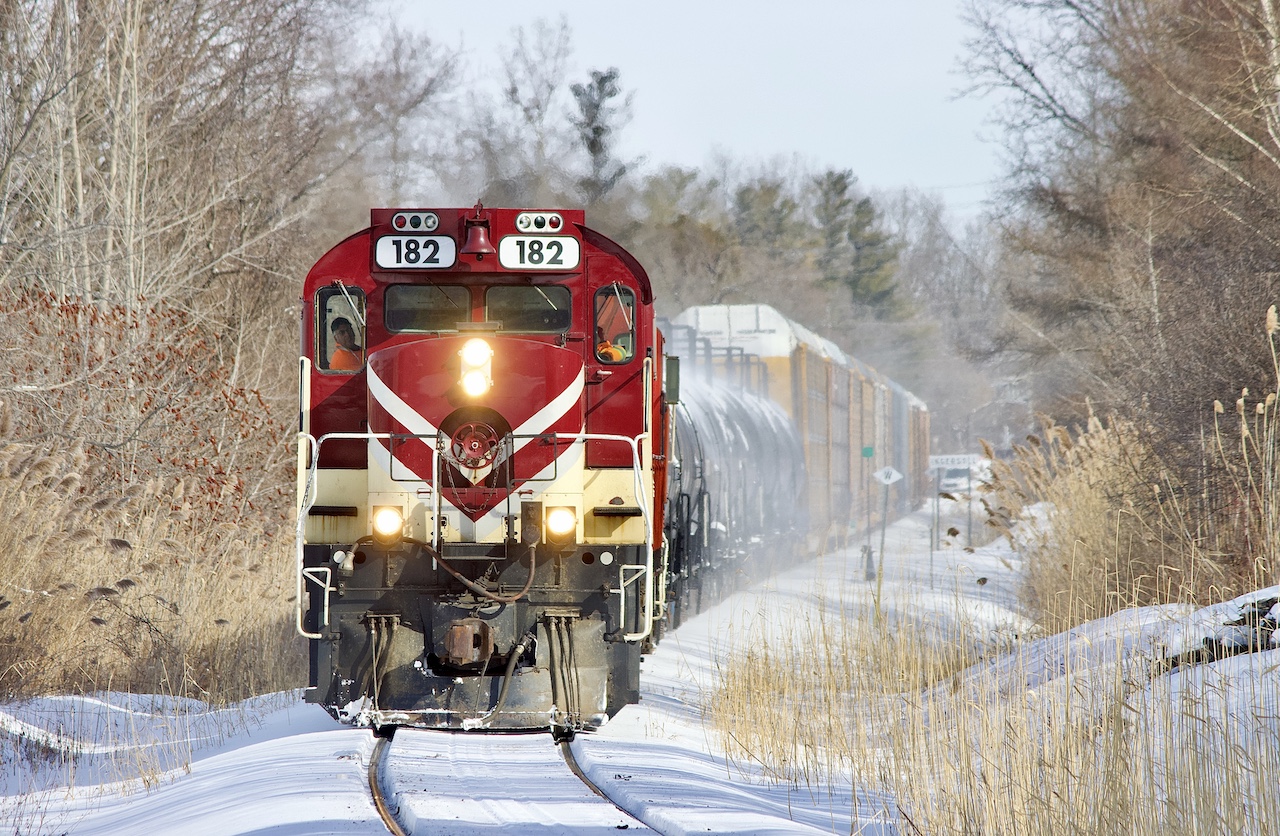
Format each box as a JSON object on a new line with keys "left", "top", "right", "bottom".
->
{"left": 871, "top": 465, "right": 903, "bottom": 624}
{"left": 862, "top": 445, "right": 875, "bottom": 580}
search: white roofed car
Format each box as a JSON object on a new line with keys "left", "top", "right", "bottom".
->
{"left": 672, "top": 302, "right": 886, "bottom": 374}
{"left": 673, "top": 303, "right": 842, "bottom": 360}
{"left": 668, "top": 302, "right": 932, "bottom": 534}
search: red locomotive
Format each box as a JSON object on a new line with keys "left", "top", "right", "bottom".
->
{"left": 295, "top": 204, "right": 926, "bottom": 736}
{"left": 297, "top": 205, "right": 670, "bottom": 734}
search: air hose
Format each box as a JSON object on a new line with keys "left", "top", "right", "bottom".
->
{"left": 480, "top": 627, "right": 537, "bottom": 721}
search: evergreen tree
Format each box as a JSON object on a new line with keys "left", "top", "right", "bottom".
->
{"left": 813, "top": 169, "right": 901, "bottom": 317}
{"left": 731, "top": 177, "right": 800, "bottom": 259}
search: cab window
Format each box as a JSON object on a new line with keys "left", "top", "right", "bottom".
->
{"left": 594, "top": 284, "right": 635, "bottom": 363}
{"left": 385, "top": 284, "right": 470, "bottom": 332}
{"left": 317, "top": 285, "right": 365, "bottom": 373}
{"left": 486, "top": 286, "right": 572, "bottom": 333}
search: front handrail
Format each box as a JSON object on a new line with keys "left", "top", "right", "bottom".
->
{"left": 295, "top": 431, "right": 392, "bottom": 639}
{"left": 548, "top": 431, "right": 654, "bottom": 642}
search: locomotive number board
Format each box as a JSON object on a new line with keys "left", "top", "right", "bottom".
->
{"left": 498, "top": 235, "right": 581, "bottom": 270}
{"left": 375, "top": 235, "right": 458, "bottom": 269}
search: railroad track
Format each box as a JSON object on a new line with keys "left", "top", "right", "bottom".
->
{"left": 366, "top": 729, "right": 650, "bottom": 834}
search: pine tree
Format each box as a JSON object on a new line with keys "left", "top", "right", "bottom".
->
{"left": 813, "top": 169, "right": 901, "bottom": 317}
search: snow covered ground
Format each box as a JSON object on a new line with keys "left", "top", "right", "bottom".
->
{"left": 3, "top": 499, "right": 1277, "bottom": 834}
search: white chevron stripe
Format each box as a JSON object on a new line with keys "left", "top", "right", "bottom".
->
{"left": 472, "top": 433, "right": 585, "bottom": 539}
{"left": 370, "top": 362, "right": 583, "bottom": 488}
{"left": 367, "top": 358, "right": 587, "bottom": 532}
{"left": 367, "top": 366, "right": 439, "bottom": 437}
{"left": 369, "top": 439, "right": 429, "bottom": 490}
{"left": 510, "top": 370, "right": 584, "bottom": 453}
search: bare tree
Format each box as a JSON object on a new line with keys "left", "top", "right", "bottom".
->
{"left": 335, "top": 27, "right": 461, "bottom": 205}
{"left": 965, "top": 0, "right": 1280, "bottom": 431}
{"left": 0, "top": 0, "right": 459, "bottom": 500}
{"left": 460, "top": 17, "right": 577, "bottom": 206}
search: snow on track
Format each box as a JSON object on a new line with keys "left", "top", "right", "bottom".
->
{"left": 382, "top": 728, "right": 651, "bottom": 834}
{"left": 4, "top": 728, "right": 391, "bottom": 835}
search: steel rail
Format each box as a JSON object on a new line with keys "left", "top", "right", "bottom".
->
{"left": 559, "top": 740, "right": 630, "bottom": 815}
{"left": 369, "top": 735, "right": 408, "bottom": 836}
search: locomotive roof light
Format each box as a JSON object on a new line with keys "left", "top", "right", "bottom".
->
{"left": 371, "top": 506, "right": 404, "bottom": 545}
{"left": 458, "top": 338, "right": 493, "bottom": 397}
{"left": 545, "top": 507, "right": 577, "bottom": 544}
{"left": 515, "top": 211, "right": 564, "bottom": 232}
{"left": 391, "top": 211, "right": 439, "bottom": 231}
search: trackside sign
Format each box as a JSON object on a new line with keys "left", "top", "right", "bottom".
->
{"left": 929, "top": 454, "right": 980, "bottom": 469}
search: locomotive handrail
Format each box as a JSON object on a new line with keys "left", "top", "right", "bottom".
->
{"left": 642, "top": 355, "right": 666, "bottom": 624}
{"left": 431, "top": 436, "right": 441, "bottom": 551}
{"left": 548, "top": 430, "right": 655, "bottom": 642}
{"left": 296, "top": 431, "right": 320, "bottom": 638}
{"left": 295, "top": 430, "right": 396, "bottom": 639}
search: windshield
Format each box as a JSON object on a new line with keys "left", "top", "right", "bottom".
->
{"left": 385, "top": 285, "right": 470, "bottom": 332}
{"left": 486, "top": 286, "right": 572, "bottom": 333}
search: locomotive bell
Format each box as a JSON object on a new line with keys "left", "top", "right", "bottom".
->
{"left": 460, "top": 217, "right": 496, "bottom": 255}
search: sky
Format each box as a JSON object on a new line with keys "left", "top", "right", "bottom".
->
{"left": 390, "top": 1, "right": 1003, "bottom": 216}
{"left": 6, "top": 500, "right": 1277, "bottom": 833}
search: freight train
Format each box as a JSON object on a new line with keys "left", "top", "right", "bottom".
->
{"left": 294, "top": 204, "right": 927, "bottom": 736}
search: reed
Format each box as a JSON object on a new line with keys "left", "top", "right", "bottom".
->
{"left": 711, "top": 587, "right": 1280, "bottom": 834}
{"left": 0, "top": 408, "right": 304, "bottom": 705}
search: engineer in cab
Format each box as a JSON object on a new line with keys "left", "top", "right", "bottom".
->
{"left": 329, "top": 317, "right": 363, "bottom": 371}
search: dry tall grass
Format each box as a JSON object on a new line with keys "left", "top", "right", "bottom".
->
{"left": 0, "top": 408, "right": 303, "bottom": 704}
{"left": 978, "top": 305, "right": 1280, "bottom": 632}
{"left": 713, "top": 595, "right": 1279, "bottom": 835}
{"left": 977, "top": 417, "right": 1239, "bottom": 633}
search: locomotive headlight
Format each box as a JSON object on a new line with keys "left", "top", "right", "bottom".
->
{"left": 371, "top": 506, "right": 404, "bottom": 543}
{"left": 458, "top": 338, "right": 493, "bottom": 397}
{"left": 460, "top": 369, "right": 491, "bottom": 397}
{"left": 545, "top": 507, "right": 577, "bottom": 540}
{"left": 460, "top": 338, "right": 491, "bottom": 367}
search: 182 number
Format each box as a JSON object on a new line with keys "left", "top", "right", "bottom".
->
{"left": 392, "top": 238, "right": 439, "bottom": 264}
{"left": 374, "top": 235, "right": 456, "bottom": 269}
{"left": 515, "top": 239, "right": 563, "bottom": 265}
{"left": 497, "top": 235, "right": 581, "bottom": 270}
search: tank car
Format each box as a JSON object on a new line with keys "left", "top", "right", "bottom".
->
{"left": 660, "top": 363, "right": 807, "bottom": 626}
{"left": 295, "top": 205, "right": 669, "bottom": 735}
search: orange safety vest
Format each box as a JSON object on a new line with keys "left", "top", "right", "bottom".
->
{"left": 330, "top": 346, "right": 362, "bottom": 370}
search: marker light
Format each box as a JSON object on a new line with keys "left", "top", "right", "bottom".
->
{"left": 372, "top": 506, "right": 404, "bottom": 542}
{"left": 458, "top": 338, "right": 493, "bottom": 397}
{"left": 515, "top": 211, "right": 563, "bottom": 232}
{"left": 545, "top": 507, "right": 577, "bottom": 539}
